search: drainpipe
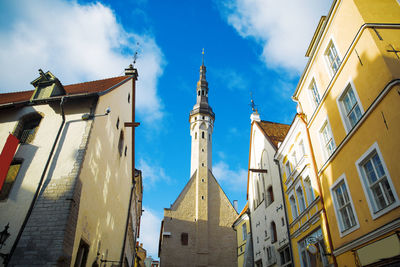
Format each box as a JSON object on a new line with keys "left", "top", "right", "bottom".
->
{"left": 6, "top": 96, "right": 67, "bottom": 266}
{"left": 274, "top": 159, "right": 294, "bottom": 266}
{"left": 298, "top": 114, "right": 337, "bottom": 267}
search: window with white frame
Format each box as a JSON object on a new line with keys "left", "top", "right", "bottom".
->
{"left": 242, "top": 223, "right": 247, "bottom": 241}
{"left": 356, "top": 144, "right": 398, "bottom": 217}
{"left": 304, "top": 176, "right": 315, "bottom": 205}
{"left": 331, "top": 177, "right": 358, "bottom": 233}
{"left": 296, "top": 186, "right": 306, "bottom": 213}
{"left": 285, "top": 161, "right": 292, "bottom": 176}
{"left": 299, "top": 140, "right": 305, "bottom": 160}
{"left": 338, "top": 83, "right": 363, "bottom": 131}
{"left": 292, "top": 151, "right": 298, "bottom": 167}
{"left": 320, "top": 120, "right": 335, "bottom": 158}
{"left": 309, "top": 78, "right": 321, "bottom": 108}
{"left": 289, "top": 194, "right": 298, "bottom": 220}
{"left": 325, "top": 40, "right": 341, "bottom": 75}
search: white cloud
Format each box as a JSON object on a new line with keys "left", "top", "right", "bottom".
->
{"left": 214, "top": 68, "right": 248, "bottom": 91}
{"left": 0, "top": 0, "right": 164, "bottom": 122}
{"left": 213, "top": 161, "right": 247, "bottom": 192}
{"left": 217, "top": 0, "right": 332, "bottom": 73}
{"left": 138, "top": 206, "right": 162, "bottom": 259}
{"left": 137, "top": 158, "right": 171, "bottom": 189}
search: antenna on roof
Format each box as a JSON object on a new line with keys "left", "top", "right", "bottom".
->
{"left": 133, "top": 42, "right": 140, "bottom": 67}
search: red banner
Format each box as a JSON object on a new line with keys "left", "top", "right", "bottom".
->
{"left": 0, "top": 134, "right": 19, "bottom": 191}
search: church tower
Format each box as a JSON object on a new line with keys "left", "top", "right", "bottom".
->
{"left": 189, "top": 60, "right": 214, "bottom": 177}
{"left": 159, "top": 56, "right": 238, "bottom": 267}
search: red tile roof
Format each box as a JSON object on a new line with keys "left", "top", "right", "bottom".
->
{"left": 0, "top": 76, "right": 131, "bottom": 105}
{"left": 256, "top": 120, "right": 290, "bottom": 148}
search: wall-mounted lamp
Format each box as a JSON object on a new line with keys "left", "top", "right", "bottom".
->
{"left": 82, "top": 107, "right": 111, "bottom": 120}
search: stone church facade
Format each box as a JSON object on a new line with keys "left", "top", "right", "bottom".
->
{"left": 158, "top": 61, "right": 237, "bottom": 267}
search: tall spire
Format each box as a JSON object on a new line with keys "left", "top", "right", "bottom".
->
{"left": 190, "top": 50, "right": 214, "bottom": 119}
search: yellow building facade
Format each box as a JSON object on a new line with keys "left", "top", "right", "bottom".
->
{"left": 233, "top": 203, "right": 251, "bottom": 267}
{"left": 292, "top": 0, "right": 400, "bottom": 266}
{"left": 276, "top": 115, "right": 335, "bottom": 267}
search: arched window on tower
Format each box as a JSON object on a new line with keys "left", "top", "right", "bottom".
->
{"left": 202, "top": 90, "right": 205, "bottom": 96}
{"left": 198, "top": 91, "right": 200, "bottom": 96}
{"left": 195, "top": 132, "right": 197, "bottom": 139}
{"left": 202, "top": 131, "right": 204, "bottom": 139}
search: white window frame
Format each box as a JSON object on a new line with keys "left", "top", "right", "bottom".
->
{"left": 308, "top": 78, "right": 321, "bottom": 109}
{"left": 285, "top": 161, "right": 292, "bottom": 177}
{"left": 337, "top": 80, "right": 364, "bottom": 133}
{"left": 324, "top": 38, "right": 342, "bottom": 77}
{"left": 355, "top": 142, "right": 399, "bottom": 219}
{"left": 292, "top": 150, "right": 298, "bottom": 168}
{"left": 296, "top": 183, "right": 306, "bottom": 214}
{"left": 318, "top": 118, "right": 336, "bottom": 160}
{"left": 330, "top": 174, "right": 360, "bottom": 237}
{"left": 242, "top": 223, "right": 247, "bottom": 241}
{"left": 298, "top": 140, "right": 306, "bottom": 161}
{"left": 289, "top": 192, "right": 298, "bottom": 220}
{"left": 303, "top": 175, "right": 315, "bottom": 206}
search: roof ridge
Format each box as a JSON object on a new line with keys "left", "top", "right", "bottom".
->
{"left": 63, "top": 75, "right": 128, "bottom": 87}
{"left": 260, "top": 119, "right": 290, "bottom": 126}
{"left": 0, "top": 89, "right": 34, "bottom": 95}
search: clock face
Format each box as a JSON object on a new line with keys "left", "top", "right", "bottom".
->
{"left": 307, "top": 243, "right": 318, "bottom": 254}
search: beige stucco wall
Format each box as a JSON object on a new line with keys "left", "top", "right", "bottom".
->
{"left": 0, "top": 98, "right": 92, "bottom": 265}
{"left": 160, "top": 171, "right": 237, "bottom": 267}
{"left": 71, "top": 79, "right": 134, "bottom": 265}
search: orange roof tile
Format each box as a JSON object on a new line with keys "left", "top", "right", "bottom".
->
{"left": 256, "top": 120, "right": 290, "bottom": 148}
{"left": 233, "top": 202, "right": 249, "bottom": 225}
{"left": 0, "top": 76, "right": 131, "bottom": 105}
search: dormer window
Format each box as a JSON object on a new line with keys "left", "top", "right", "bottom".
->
{"left": 14, "top": 113, "right": 42, "bottom": 144}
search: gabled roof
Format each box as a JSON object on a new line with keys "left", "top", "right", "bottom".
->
{"left": 256, "top": 120, "right": 290, "bottom": 149}
{"left": 0, "top": 76, "right": 131, "bottom": 105}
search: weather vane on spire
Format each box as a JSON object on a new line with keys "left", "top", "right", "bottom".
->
{"left": 250, "top": 91, "right": 257, "bottom": 112}
{"left": 202, "top": 48, "right": 205, "bottom": 65}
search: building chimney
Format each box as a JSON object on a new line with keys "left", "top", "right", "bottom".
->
{"left": 125, "top": 64, "right": 138, "bottom": 79}
{"left": 233, "top": 200, "right": 238, "bottom": 212}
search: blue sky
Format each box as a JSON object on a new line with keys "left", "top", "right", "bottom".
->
{"left": 0, "top": 0, "right": 332, "bottom": 259}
